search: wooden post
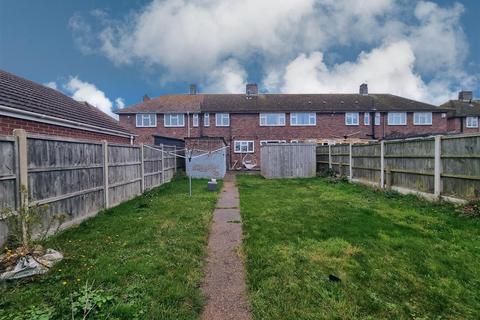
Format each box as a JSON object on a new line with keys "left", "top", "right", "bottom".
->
{"left": 328, "top": 144, "right": 332, "bottom": 169}
{"left": 140, "top": 144, "right": 145, "bottom": 193}
{"left": 13, "top": 129, "right": 28, "bottom": 248}
{"left": 349, "top": 143, "right": 353, "bottom": 181}
{"left": 161, "top": 144, "right": 165, "bottom": 184}
{"left": 380, "top": 140, "right": 385, "bottom": 189}
{"left": 102, "top": 140, "right": 109, "bottom": 209}
{"left": 434, "top": 135, "right": 442, "bottom": 198}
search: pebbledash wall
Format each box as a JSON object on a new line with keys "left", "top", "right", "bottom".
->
{"left": 0, "top": 115, "right": 132, "bottom": 144}
{"left": 120, "top": 111, "right": 448, "bottom": 169}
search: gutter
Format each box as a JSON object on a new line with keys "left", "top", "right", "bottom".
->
{"left": 0, "top": 105, "right": 135, "bottom": 140}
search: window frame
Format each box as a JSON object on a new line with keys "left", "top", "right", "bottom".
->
{"left": 387, "top": 112, "right": 407, "bottom": 126}
{"left": 413, "top": 112, "right": 433, "bottom": 125}
{"left": 260, "top": 140, "right": 287, "bottom": 145}
{"left": 192, "top": 113, "right": 199, "bottom": 127}
{"left": 136, "top": 113, "right": 157, "bottom": 128}
{"left": 364, "top": 112, "right": 370, "bottom": 126}
{"left": 204, "top": 113, "right": 210, "bottom": 127}
{"left": 290, "top": 112, "right": 316, "bottom": 126}
{"left": 345, "top": 112, "right": 359, "bottom": 126}
{"left": 234, "top": 140, "right": 255, "bottom": 153}
{"left": 164, "top": 113, "right": 185, "bottom": 127}
{"left": 375, "top": 112, "right": 381, "bottom": 126}
{"left": 466, "top": 116, "right": 479, "bottom": 128}
{"left": 215, "top": 113, "right": 230, "bottom": 127}
{"left": 259, "top": 113, "right": 286, "bottom": 126}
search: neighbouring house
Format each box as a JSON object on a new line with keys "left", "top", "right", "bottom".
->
{"left": 118, "top": 83, "right": 450, "bottom": 169}
{"left": 441, "top": 91, "right": 480, "bottom": 134}
{"left": 0, "top": 70, "right": 134, "bottom": 143}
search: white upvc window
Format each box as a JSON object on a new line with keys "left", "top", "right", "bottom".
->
{"left": 234, "top": 140, "right": 254, "bottom": 153}
{"left": 136, "top": 113, "right": 157, "bottom": 127}
{"left": 364, "top": 112, "right": 370, "bottom": 125}
{"left": 164, "top": 113, "right": 185, "bottom": 127}
{"left": 345, "top": 112, "right": 359, "bottom": 125}
{"left": 290, "top": 112, "right": 316, "bottom": 126}
{"left": 215, "top": 113, "right": 230, "bottom": 126}
{"left": 193, "top": 114, "right": 199, "bottom": 127}
{"left": 260, "top": 140, "right": 287, "bottom": 145}
{"left": 413, "top": 112, "right": 432, "bottom": 125}
{"left": 204, "top": 113, "right": 210, "bottom": 127}
{"left": 466, "top": 116, "right": 479, "bottom": 128}
{"left": 260, "top": 113, "right": 286, "bottom": 126}
{"left": 375, "top": 112, "right": 381, "bottom": 126}
{"left": 388, "top": 112, "right": 407, "bottom": 125}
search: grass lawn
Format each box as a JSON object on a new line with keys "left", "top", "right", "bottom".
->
{"left": 237, "top": 175, "right": 480, "bottom": 320}
{"left": 0, "top": 176, "right": 220, "bottom": 320}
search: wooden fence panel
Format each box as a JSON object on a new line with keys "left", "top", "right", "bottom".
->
{"left": 441, "top": 135, "right": 480, "bottom": 199}
{"left": 0, "top": 136, "right": 16, "bottom": 210}
{"left": 143, "top": 145, "right": 163, "bottom": 190}
{"left": 352, "top": 143, "right": 381, "bottom": 183}
{"left": 316, "top": 145, "right": 329, "bottom": 172}
{"left": 261, "top": 143, "right": 316, "bottom": 179}
{"left": 331, "top": 144, "right": 350, "bottom": 177}
{"left": 108, "top": 144, "right": 142, "bottom": 207}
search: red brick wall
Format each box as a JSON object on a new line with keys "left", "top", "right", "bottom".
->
{"left": 120, "top": 111, "right": 448, "bottom": 168}
{"left": 446, "top": 117, "right": 480, "bottom": 134}
{"left": 0, "top": 115, "right": 131, "bottom": 144}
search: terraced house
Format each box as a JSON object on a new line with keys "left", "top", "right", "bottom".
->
{"left": 118, "top": 83, "right": 450, "bottom": 168}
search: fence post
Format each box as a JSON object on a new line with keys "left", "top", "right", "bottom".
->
{"left": 349, "top": 143, "right": 353, "bottom": 181}
{"left": 380, "top": 140, "right": 385, "bottom": 189}
{"left": 434, "top": 135, "right": 442, "bottom": 198}
{"left": 140, "top": 144, "right": 145, "bottom": 193}
{"left": 328, "top": 144, "right": 332, "bottom": 169}
{"left": 161, "top": 144, "right": 165, "bottom": 184}
{"left": 13, "top": 129, "right": 28, "bottom": 209}
{"left": 174, "top": 146, "right": 177, "bottom": 174}
{"left": 102, "top": 140, "right": 109, "bottom": 209}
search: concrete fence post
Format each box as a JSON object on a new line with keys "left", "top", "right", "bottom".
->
{"left": 380, "top": 140, "right": 385, "bottom": 189}
{"left": 349, "top": 143, "right": 353, "bottom": 181}
{"left": 102, "top": 140, "right": 109, "bottom": 209}
{"left": 434, "top": 135, "right": 442, "bottom": 198}
{"left": 174, "top": 146, "right": 177, "bottom": 173}
{"left": 328, "top": 144, "right": 332, "bottom": 169}
{"left": 161, "top": 144, "right": 165, "bottom": 184}
{"left": 13, "top": 129, "right": 28, "bottom": 210}
{"left": 140, "top": 144, "right": 145, "bottom": 193}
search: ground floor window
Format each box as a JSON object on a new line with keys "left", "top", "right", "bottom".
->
{"left": 388, "top": 112, "right": 407, "bottom": 125}
{"left": 466, "top": 116, "right": 479, "bottom": 128}
{"left": 260, "top": 140, "right": 287, "bottom": 145}
{"left": 234, "top": 140, "right": 254, "bottom": 153}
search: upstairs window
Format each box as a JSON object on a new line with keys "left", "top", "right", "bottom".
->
{"left": 345, "top": 112, "right": 359, "bottom": 125}
{"left": 364, "top": 112, "right": 370, "bottom": 125}
{"left": 136, "top": 113, "right": 157, "bottom": 127}
{"left": 204, "top": 113, "right": 210, "bottom": 127}
{"left": 260, "top": 113, "right": 286, "bottom": 126}
{"left": 193, "top": 114, "right": 199, "bottom": 127}
{"left": 388, "top": 112, "right": 407, "bottom": 125}
{"left": 290, "top": 112, "right": 316, "bottom": 126}
{"left": 375, "top": 112, "right": 381, "bottom": 126}
{"left": 466, "top": 116, "right": 479, "bottom": 128}
{"left": 413, "top": 112, "right": 432, "bottom": 125}
{"left": 164, "top": 113, "right": 185, "bottom": 127}
{"left": 234, "top": 140, "right": 254, "bottom": 153}
{"left": 216, "top": 113, "right": 230, "bottom": 126}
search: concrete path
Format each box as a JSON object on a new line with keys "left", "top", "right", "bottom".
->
{"left": 201, "top": 173, "right": 252, "bottom": 320}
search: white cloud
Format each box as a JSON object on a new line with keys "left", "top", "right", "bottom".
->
{"left": 70, "top": 0, "right": 477, "bottom": 101}
{"left": 64, "top": 77, "right": 119, "bottom": 119}
{"left": 44, "top": 81, "right": 58, "bottom": 90}
{"left": 115, "top": 97, "right": 125, "bottom": 109}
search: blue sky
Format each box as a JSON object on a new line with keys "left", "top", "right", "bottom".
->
{"left": 0, "top": 0, "right": 479, "bottom": 117}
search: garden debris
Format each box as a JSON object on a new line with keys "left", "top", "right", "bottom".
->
{"left": 328, "top": 274, "right": 341, "bottom": 282}
{"left": 0, "top": 249, "right": 63, "bottom": 281}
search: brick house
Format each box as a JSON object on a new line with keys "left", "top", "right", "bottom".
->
{"left": 441, "top": 91, "right": 480, "bottom": 134}
{"left": 0, "top": 70, "right": 133, "bottom": 143}
{"left": 118, "top": 83, "right": 450, "bottom": 169}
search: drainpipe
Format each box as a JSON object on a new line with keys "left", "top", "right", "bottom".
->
{"left": 460, "top": 117, "right": 464, "bottom": 133}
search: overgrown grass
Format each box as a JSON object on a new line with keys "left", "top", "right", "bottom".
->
{"left": 237, "top": 175, "right": 480, "bottom": 320}
{"left": 0, "top": 176, "right": 221, "bottom": 320}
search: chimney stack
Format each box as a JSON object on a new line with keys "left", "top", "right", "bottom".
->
{"left": 143, "top": 94, "right": 150, "bottom": 102}
{"left": 359, "top": 83, "right": 368, "bottom": 96}
{"left": 190, "top": 84, "right": 197, "bottom": 95}
{"left": 458, "top": 91, "right": 473, "bottom": 102}
{"left": 246, "top": 83, "right": 258, "bottom": 97}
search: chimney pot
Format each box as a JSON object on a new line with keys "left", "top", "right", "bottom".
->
{"left": 458, "top": 91, "right": 473, "bottom": 102}
{"left": 246, "top": 83, "right": 258, "bottom": 96}
{"left": 190, "top": 84, "right": 197, "bottom": 95}
{"left": 359, "top": 83, "right": 368, "bottom": 96}
{"left": 143, "top": 94, "right": 150, "bottom": 102}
